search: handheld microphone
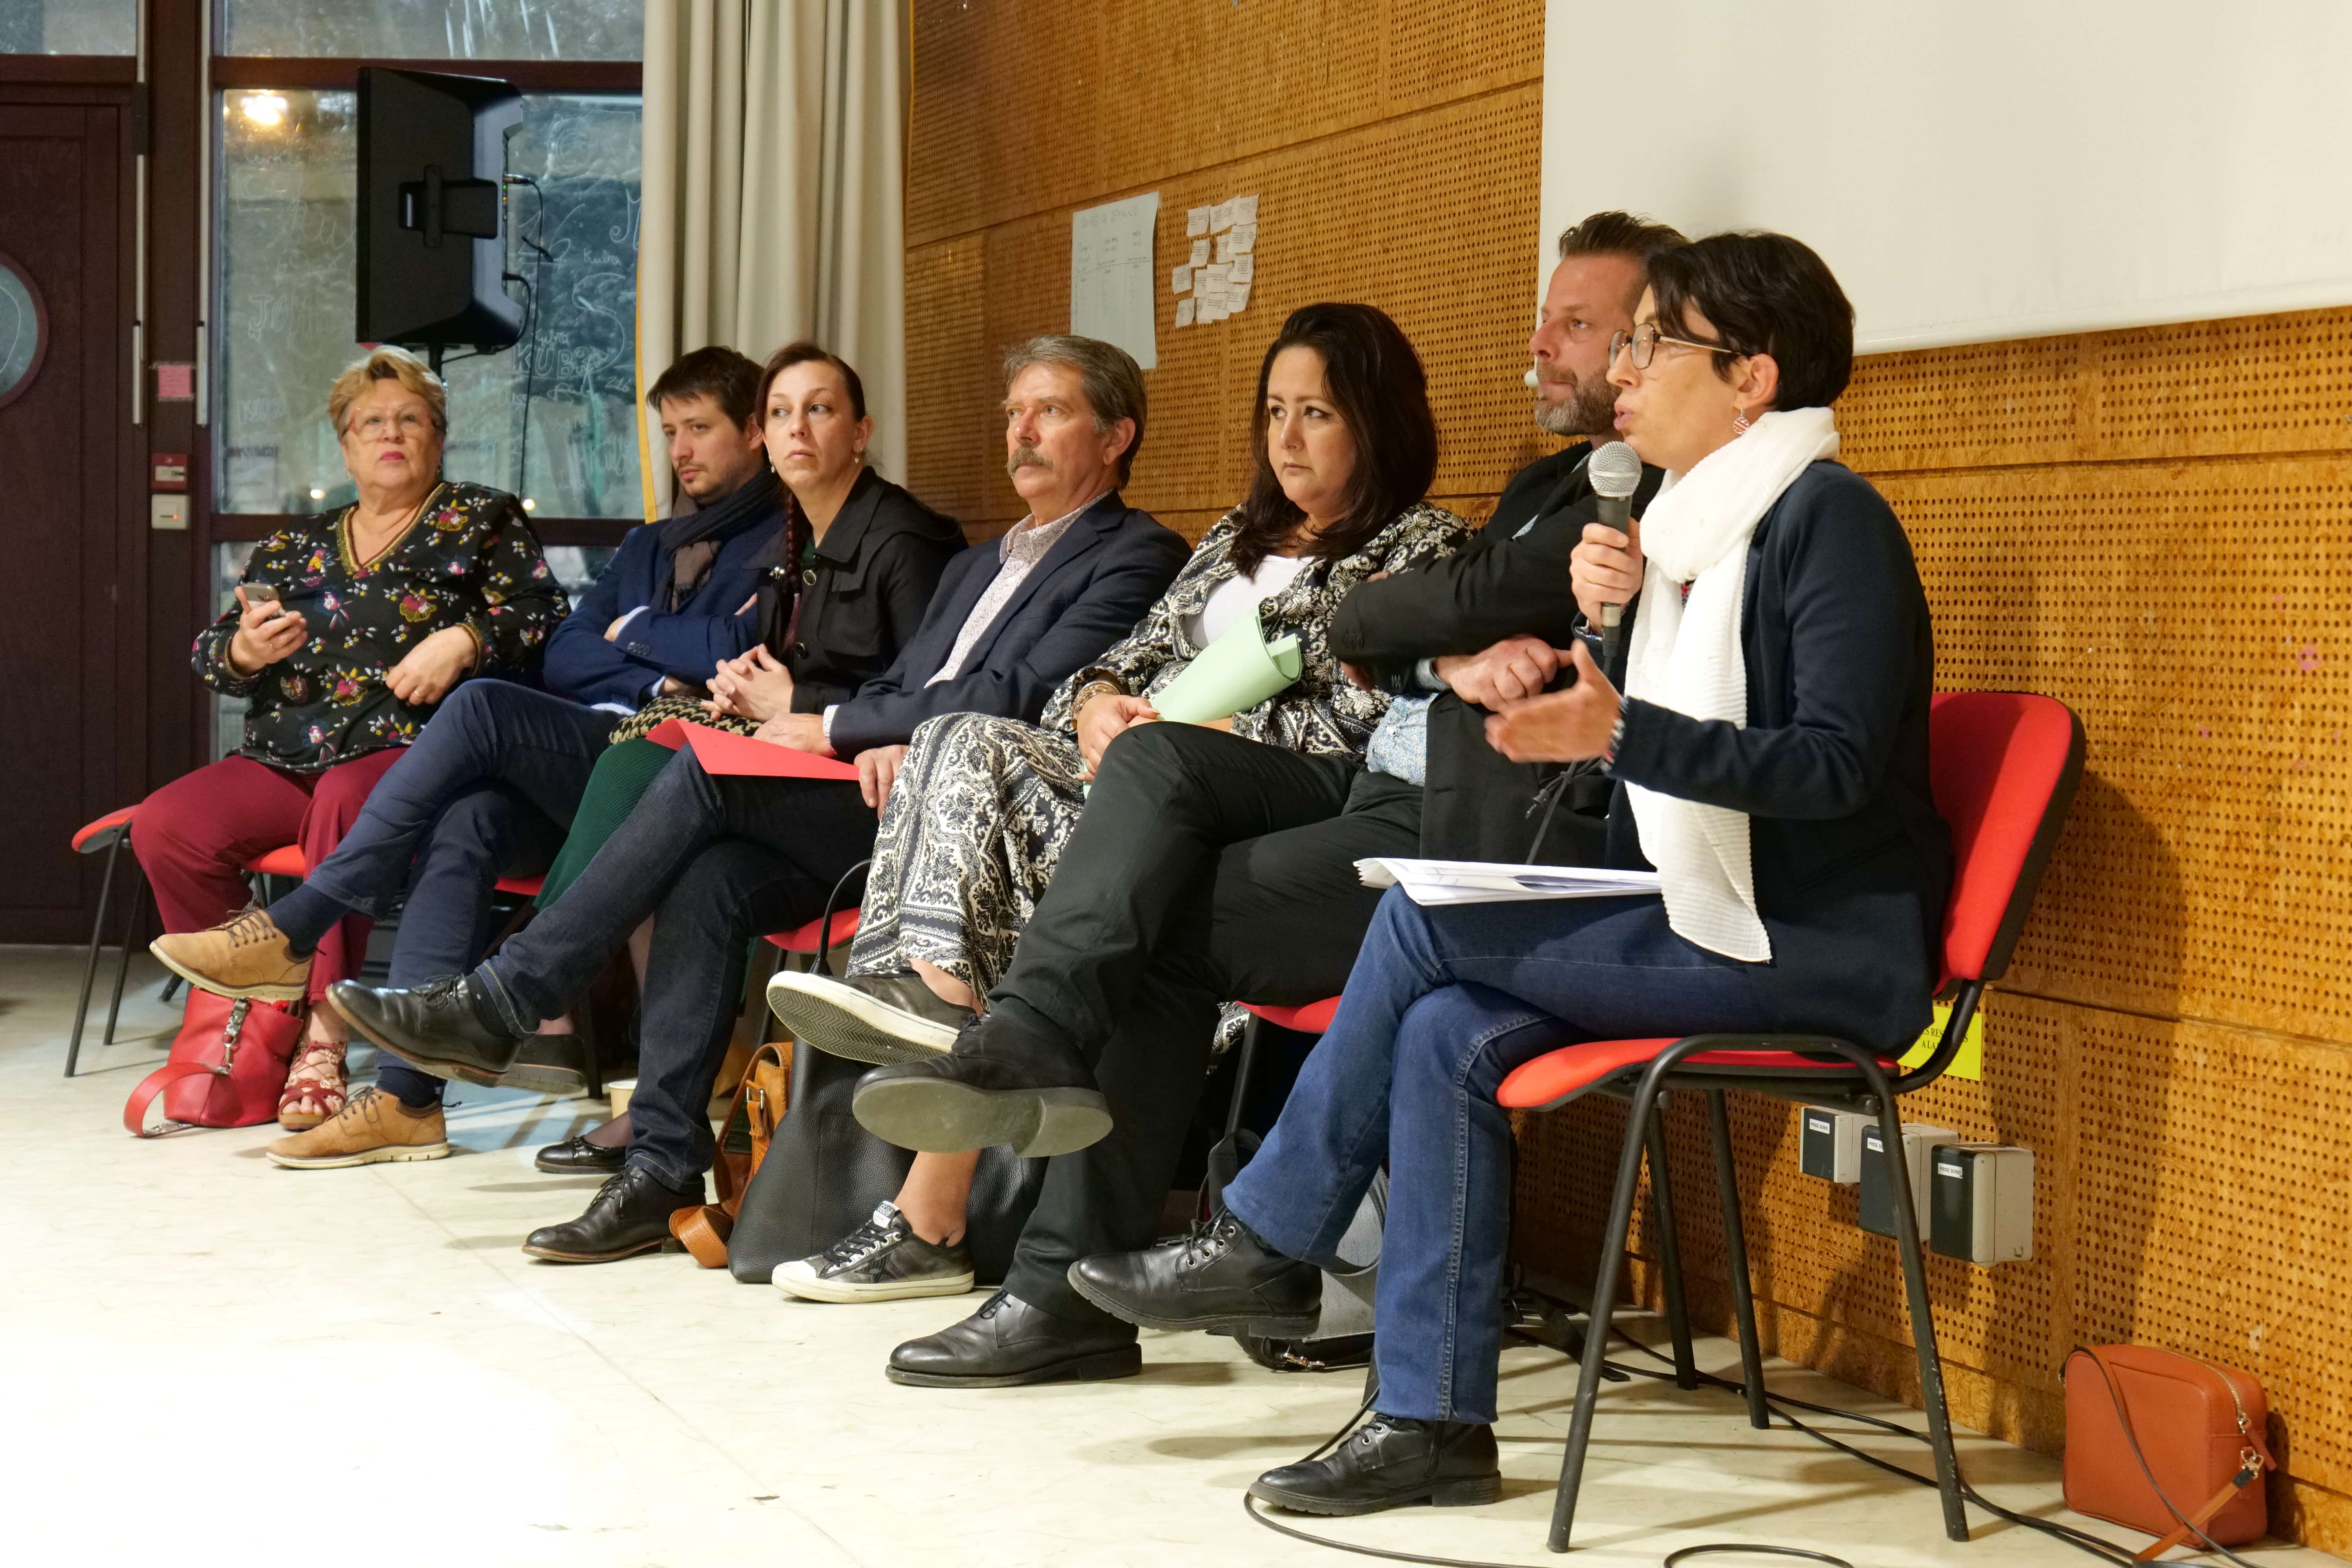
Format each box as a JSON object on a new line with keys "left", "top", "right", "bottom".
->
{"left": 1587, "top": 440, "right": 1642, "bottom": 672}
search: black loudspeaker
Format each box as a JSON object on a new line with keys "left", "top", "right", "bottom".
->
{"left": 356, "top": 67, "right": 523, "bottom": 354}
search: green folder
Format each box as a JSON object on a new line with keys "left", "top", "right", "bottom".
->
{"left": 1152, "top": 604, "right": 1304, "bottom": 723}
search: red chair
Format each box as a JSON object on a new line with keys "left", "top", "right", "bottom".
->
{"left": 1495, "top": 690, "right": 2084, "bottom": 1551}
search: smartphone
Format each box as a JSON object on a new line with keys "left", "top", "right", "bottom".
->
{"left": 244, "top": 583, "right": 281, "bottom": 608}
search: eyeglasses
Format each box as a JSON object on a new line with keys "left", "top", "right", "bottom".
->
{"left": 1608, "top": 323, "right": 1739, "bottom": 371}
{"left": 350, "top": 410, "right": 434, "bottom": 440}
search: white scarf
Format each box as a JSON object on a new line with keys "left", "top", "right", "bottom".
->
{"left": 1622, "top": 407, "right": 1840, "bottom": 962}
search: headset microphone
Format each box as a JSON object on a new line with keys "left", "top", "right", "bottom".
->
{"left": 1524, "top": 367, "right": 1541, "bottom": 388}
{"left": 1587, "top": 440, "right": 1643, "bottom": 672}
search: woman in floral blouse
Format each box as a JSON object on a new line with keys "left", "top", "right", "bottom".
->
{"left": 134, "top": 346, "right": 566, "bottom": 1129}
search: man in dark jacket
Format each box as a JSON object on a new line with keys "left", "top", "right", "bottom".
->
{"left": 327, "top": 336, "right": 1192, "bottom": 1262}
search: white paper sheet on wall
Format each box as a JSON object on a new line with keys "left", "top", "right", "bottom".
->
{"left": 1071, "top": 192, "right": 1161, "bottom": 371}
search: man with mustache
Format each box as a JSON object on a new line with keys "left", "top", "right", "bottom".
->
{"left": 323, "top": 336, "right": 1191, "bottom": 1261}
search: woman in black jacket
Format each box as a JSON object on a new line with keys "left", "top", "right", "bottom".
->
{"left": 531, "top": 341, "right": 960, "bottom": 903}
{"left": 1069, "top": 233, "right": 1952, "bottom": 1518}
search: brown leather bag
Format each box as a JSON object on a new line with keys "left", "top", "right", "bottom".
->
{"left": 670, "top": 1041, "right": 792, "bottom": 1268}
{"left": 2063, "top": 1345, "right": 2273, "bottom": 1557}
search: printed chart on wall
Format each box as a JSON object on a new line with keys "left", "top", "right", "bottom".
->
{"left": 1071, "top": 192, "right": 1160, "bottom": 371}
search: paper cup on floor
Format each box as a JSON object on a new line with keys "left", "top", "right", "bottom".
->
{"left": 1151, "top": 606, "right": 1304, "bottom": 723}
{"left": 607, "top": 1077, "right": 636, "bottom": 1116}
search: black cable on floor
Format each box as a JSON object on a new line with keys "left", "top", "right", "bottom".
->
{"left": 1241, "top": 1315, "right": 2254, "bottom": 1568}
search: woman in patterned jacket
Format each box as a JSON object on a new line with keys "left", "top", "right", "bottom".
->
{"left": 766, "top": 303, "right": 1469, "bottom": 1307}
{"left": 133, "top": 347, "right": 565, "bottom": 1129}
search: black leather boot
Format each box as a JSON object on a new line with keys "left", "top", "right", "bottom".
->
{"left": 1068, "top": 1209, "right": 1323, "bottom": 1336}
{"left": 851, "top": 1012, "right": 1109, "bottom": 1157}
{"left": 329, "top": 975, "right": 524, "bottom": 1087}
{"left": 1251, "top": 1415, "right": 1501, "bottom": 1516}
{"left": 522, "top": 1165, "right": 706, "bottom": 1263}
{"left": 885, "top": 1290, "right": 1140, "bottom": 1388}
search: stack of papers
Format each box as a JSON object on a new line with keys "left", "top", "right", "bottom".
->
{"left": 1355, "top": 858, "right": 1662, "bottom": 907}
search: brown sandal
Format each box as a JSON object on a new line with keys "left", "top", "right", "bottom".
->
{"left": 278, "top": 1041, "right": 349, "bottom": 1131}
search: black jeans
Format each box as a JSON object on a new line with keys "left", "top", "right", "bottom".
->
{"left": 291, "top": 679, "right": 609, "bottom": 1106}
{"left": 985, "top": 722, "right": 1423, "bottom": 1322}
{"left": 476, "top": 745, "right": 876, "bottom": 1191}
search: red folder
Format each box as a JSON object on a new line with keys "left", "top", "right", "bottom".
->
{"left": 643, "top": 718, "right": 859, "bottom": 780}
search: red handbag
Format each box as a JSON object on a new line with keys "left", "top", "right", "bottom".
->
{"left": 123, "top": 991, "right": 305, "bottom": 1136}
{"left": 2063, "top": 1345, "right": 2274, "bottom": 1558}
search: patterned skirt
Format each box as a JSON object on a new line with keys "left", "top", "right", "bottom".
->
{"left": 846, "top": 712, "right": 1091, "bottom": 996}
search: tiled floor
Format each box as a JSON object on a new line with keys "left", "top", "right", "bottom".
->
{"left": 7, "top": 944, "right": 2337, "bottom": 1568}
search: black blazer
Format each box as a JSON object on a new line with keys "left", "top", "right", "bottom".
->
{"left": 1328, "top": 443, "right": 1666, "bottom": 863}
{"left": 780, "top": 468, "right": 966, "bottom": 714}
{"left": 1606, "top": 460, "right": 1951, "bottom": 1048}
{"left": 826, "top": 492, "right": 1188, "bottom": 757}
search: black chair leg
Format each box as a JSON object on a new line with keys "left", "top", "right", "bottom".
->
{"left": 161, "top": 974, "right": 183, "bottom": 1004}
{"left": 67, "top": 835, "right": 128, "bottom": 1078}
{"left": 103, "top": 876, "right": 150, "bottom": 1045}
{"left": 1548, "top": 1074, "right": 1668, "bottom": 1553}
{"left": 1641, "top": 1098, "right": 1698, "bottom": 1390}
{"left": 1861, "top": 1074, "right": 1968, "bottom": 1541}
{"left": 1706, "top": 1087, "right": 1770, "bottom": 1429}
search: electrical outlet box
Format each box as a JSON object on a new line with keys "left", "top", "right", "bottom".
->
{"left": 1929, "top": 1144, "right": 2035, "bottom": 1264}
{"left": 1799, "top": 1105, "right": 1868, "bottom": 1183}
{"left": 1857, "top": 1122, "right": 1958, "bottom": 1238}
{"left": 149, "top": 494, "right": 188, "bottom": 531}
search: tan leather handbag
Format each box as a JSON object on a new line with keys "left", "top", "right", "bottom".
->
{"left": 670, "top": 1042, "right": 791, "bottom": 1268}
{"left": 2063, "top": 1345, "right": 2273, "bottom": 1558}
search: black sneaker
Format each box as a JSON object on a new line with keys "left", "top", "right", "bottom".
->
{"left": 766, "top": 969, "right": 975, "bottom": 1065}
{"left": 772, "top": 1200, "right": 976, "bottom": 1303}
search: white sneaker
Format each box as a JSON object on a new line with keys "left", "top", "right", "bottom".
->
{"left": 774, "top": 1201, "right": 976, "bottom": 1303}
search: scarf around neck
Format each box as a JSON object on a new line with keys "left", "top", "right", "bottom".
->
{"left": 657, "top": 466, "right": 784, "bottom": 610}
{"left": 1622, "top": 406, "right": 1840, "bottom": 962}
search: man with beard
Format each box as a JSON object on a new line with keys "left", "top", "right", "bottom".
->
{"left": 1328, "top": 209, "right": 1684, "bottom": 866}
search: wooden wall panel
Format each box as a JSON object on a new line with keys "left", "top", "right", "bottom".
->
{"left": 906, "top": 1, "right": 2352, "bottom": 1549}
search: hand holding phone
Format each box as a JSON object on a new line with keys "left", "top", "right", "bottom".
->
{"left": 229, "top": 583, "right": 306, "bottom": 675}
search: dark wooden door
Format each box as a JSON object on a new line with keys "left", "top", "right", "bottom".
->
{"left": 0, "top": 103, "right": 135, "bottom": 943}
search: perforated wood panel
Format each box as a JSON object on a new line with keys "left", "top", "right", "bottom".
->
{"left": 908, "top": 4, "right": 2352, "bottom": 1549}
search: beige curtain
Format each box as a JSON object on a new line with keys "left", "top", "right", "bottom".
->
{"left": 636, "top": 0, "right": 908, "bottom": 518}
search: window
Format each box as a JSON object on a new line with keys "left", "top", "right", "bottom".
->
{"left": 216, "top": 87, "right": 644, "bottom": 520}
{"left": 222, "top": 0, "right": 641, "bottom": 61}
{"left": 0, "top": 0, "right": 134, "bottom": 54}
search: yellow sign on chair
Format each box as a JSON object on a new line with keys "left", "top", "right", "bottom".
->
{"left": 1897, "top": 1000, "right": 1984, "bottom": 1081}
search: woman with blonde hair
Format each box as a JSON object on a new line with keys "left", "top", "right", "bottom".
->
{"left": 136, "top": 346, "right": 565, "bottom": 1129}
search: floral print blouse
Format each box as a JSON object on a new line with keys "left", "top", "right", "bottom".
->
{"left": 1039, "top": 501, "right": 1472, "bottom": 760}
{"left": 193, "top": 480, "right": 568, "bottom": 772}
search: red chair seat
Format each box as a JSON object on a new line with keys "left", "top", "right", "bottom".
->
{"left": 1495, "top": 1036, "right": 1902, "bottom": 1111}
{"left": 72, "top": 806, "right": 138, "bottom": 853}
{"left": 767, "top": 909, "right": 860, "bottom": 954}
{"left": 242, "top": 845, "right": 307, "bottom": 877}
{"left": 1240, "top": 996, "right": 1341, "bottom": 1034}
{"left": 495, "top": 873, "right": 544, "bottom": 897}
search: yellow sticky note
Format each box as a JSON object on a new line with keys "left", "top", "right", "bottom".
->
{"left": 1897, "top": 1000, "right": 1983, "bottom": 1081}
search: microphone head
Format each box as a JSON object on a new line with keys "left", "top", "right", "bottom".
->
{"left": 1589, "top": 440, "right": 1642, "bottom": 499}
{"left": 1523, "top": 367, "right": 1541, "bottom": 388}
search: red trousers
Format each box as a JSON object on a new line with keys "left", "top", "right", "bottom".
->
{"left": 132, "top": 749, "right": 406, "bottom": 1005}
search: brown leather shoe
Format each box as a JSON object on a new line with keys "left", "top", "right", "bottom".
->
{"left": 266, "top": 1086, "right": 450, "bottom": 1169}
{"left": 152, "top": 907, "right": 310, "bottom": 1002}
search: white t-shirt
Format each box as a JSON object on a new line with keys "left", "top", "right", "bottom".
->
{"left": 1186, "top": 554, "right": 1309, "bottom": 648}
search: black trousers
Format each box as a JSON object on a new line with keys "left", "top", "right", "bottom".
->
{"left": 478, "top": 745, "right": 876, "bottom": 1189}
{"left": 988, "top": 722, "right": 1423, "bottom": 1321}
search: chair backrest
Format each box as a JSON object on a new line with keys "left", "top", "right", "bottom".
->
{"left": 1927, "top": 691, "right": 2085, "bottom": 987}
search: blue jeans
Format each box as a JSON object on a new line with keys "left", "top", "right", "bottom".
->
{"left": 1222, "top": 886, "right": 1766, "bottom": 1425}
{"left": 290, "top": 679, "right": 611, "bottom": 1105}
